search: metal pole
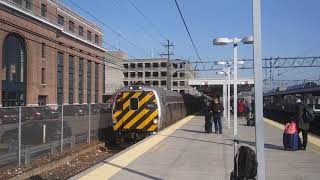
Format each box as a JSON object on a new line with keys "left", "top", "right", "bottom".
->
{"left": 60, "top": 105, "right": 64, "bottom": 154}
{"left": 223, "top": 74, "right": 227, "bottom": 120}
{"left": 233, "top": 43, "right": 238, "bottom": 138}
{"left": 166, "top": 40, "right": 171, "bottom": 91}
{"left": 18, "top": 107, "right": 21, "bottom": 167}
{"left": 227, "top": 65, "right": 231, "bottom": 129}
{"left": 88, "top": 104, "right": 91, "bottom": 144}
{"left": 253, "top": 0, "right": 266, "bottom": 179}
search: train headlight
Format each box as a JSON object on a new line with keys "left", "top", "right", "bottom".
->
{"left": 113, "top": 120, "right": 117, "bottom": 124}
{"left": 153, "top": 119, "right": 158, "bottom": 124}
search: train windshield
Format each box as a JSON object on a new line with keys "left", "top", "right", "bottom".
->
{"left": 130, "top": 98, "right": 139, "bottom": 110}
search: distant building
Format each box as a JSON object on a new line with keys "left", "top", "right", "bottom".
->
{"left": 103, "top": 51, "right": 128, "bottom": 101}
{"left": 123, "top": 58, "right": 198, "bottom": 94}
{"left": 0, "top": 0, "right": 105, "bottom": 106}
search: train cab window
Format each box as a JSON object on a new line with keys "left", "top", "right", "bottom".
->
{"left": 115, "top": 102, "right": 122, "bottom": 111}
{"left": 130, "top": 98, "right": 139, "bottom": 110}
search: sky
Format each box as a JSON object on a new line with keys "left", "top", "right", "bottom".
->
{"left": 61, "top": 0, "right": 320, "bottom": 82}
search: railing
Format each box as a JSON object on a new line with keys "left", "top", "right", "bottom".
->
{"left": 0, "top": 104, "right": 112, "bottom": 167}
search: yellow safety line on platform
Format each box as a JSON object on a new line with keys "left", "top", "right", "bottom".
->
{"left": 79, "top": 115, "right": 195, "bottom": 180}
{"left": 264, "top": 118, "right": 320, "bottom": 148}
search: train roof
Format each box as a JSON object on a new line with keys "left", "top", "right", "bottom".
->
{"left": 116, "top": 85, "right": 183, "bottom": 98}
{"left": 264, "top": 82, "right": 320, "bottom": 96}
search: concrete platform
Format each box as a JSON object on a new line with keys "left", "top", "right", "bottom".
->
{"left": 73, "top": 115, "right": 320, "bottom": 180}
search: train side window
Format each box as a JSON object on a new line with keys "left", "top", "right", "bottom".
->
{"left": 130, "top": 98, "right": 139, "bottom": 110}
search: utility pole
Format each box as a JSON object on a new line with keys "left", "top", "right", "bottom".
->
{"left": 160, "top": 40, "right": 174, "bottom": 91}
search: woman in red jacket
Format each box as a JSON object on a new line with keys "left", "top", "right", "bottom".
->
{"left": 238, "top": 99, "right": 244, "bottom": 117}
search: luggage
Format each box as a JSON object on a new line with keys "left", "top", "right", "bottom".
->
{"left": 303, "top": 106, "right": 315, "bottom": 123}
{"left": 230, "top": 145, "right": 257, "bottom": 180}
{"left": 283, "top": 132, "right": 299, "bottom": 151}
{"left": 283, "top": 121, "right": 299, "bottom": 151}
{"left": 205, "top": 121, "right": 212, "bottom": 133}
{"left": 247, "top": 118, "right": 255, "bottom": 126}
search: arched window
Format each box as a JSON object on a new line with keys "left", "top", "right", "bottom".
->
{"left": 2, "top": 33, "right": 27, "bottom": 106}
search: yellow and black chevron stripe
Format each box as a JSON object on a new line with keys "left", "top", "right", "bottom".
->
{"left": 113, "top": 91, "right": 159, "bottom": 132}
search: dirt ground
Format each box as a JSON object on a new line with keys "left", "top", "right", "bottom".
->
{"left": 0, "top": 140, "right": 130, "bottom": 180}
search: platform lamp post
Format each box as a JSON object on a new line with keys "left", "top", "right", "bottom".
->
{"left": 216, "top": 68, "right": 230, "bottom": 129}
{"left": 213, "top": 36, "right": 253, "bottom": 139}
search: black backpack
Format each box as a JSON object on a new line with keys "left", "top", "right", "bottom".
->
{"left": 303, "top": 106, "right": 315, "bottom": 123}
{"left": 232, "top": 146, "right": 257, "bottom": 179}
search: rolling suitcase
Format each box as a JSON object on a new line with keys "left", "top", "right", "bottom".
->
{"left": 283, "top": 121, "right": 299, "bottom": 151}
{"left": 205, "top": 121, "right": 212, "bottom": 133}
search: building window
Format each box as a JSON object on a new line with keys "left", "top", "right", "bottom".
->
{"left": 130, "top": 72, "right": 135, "bottom": 78}
{"left": 173, "top": 63, "right": 178, "bottom": 68}
{"left": 2, "top": 33, "right": 27, "bottom": 107}
{"left": 79, "top": 58, "right": 84, "bottom": 104}
{"left": 123, "top": 64, "right": 128, "bottom": 69}
{"left": 130, "top": 63, "right": 136, "bottom": 69}
{"left": 137, "top": 63, "right": 143, "bottom": 68}
{"left": 57, "top": 52, "right": 64, "bottom": 105}
{"left": 87, "top": 61, "right": 92, "bottom": 104}
{"left": 180, "top": 72, "right": 185, "bottom": 77}
{"left": 180, "top": 81, "right": 185, "bottom": 86}
{"left": 138, "top": 72, "right": 143, "bottom": 77}
{"left": 25, "top": 0, "right": 32, "bottom": 10}
{"left": 95, "top": 35, "right": 99, "bottom": 44}
{"left": 173, "top": 81, "right": 178, "bottom": 86}
{"left": 95, "top": 63, "right": 99, "bottom": 103}
{"left": 161, "top": 62, "right": 166, "bottom": 67}
{"left": 41, "top": 43, "right": 46, "bottom": 58}
{"left": 145, "top": 81, "right": 151, "bottom": 85}
{"left": 69, "top": 21, "right": 75, "bottom": 33}
{"left": 161, "top": 71, "right": 167, "bottom": 77}
{"left": 173, "top": 72, "right": 178, "bottom": 77}
{"left": 79, "top": 26, "right": 84, "bottom": 36}
{"left": 145, "top": 72, "right": 151, "bottom": 77}
{"left": 153, "top": 72, "right": 158, "bottom": 77}
{"left": 87, "top": 30, "right": 92, "bottom": 41}
{"left": 123, "top": 72, "right": 128, "bottom": 78}
{"left": 41, "top": 4, "right": 47, "bottom": 17}
{"left": 13, "top": 0, "right": 22, "bottom": 5}
{"left": 153, "top": 63, "right": 159, "bottom": 68}
{"left": 152, "top": 81, "right": 159, "bottom": 86}
{"left": 161, "top": 81, "right": 166, "bottom": 86}
{"left": 102, "top": 63, "right": 106, "bottom": 94}
{"left": 123, "top": 81, "right": 128, "bottom": 86}
{"left": 41, "top": 68, "right": 46, "bottom": 84}
{"left": 145, "top": 63, "right": 151, "bottom": 68}
{"left": 58, "top": 15, "right": 64, "bottom": 26}
{"left": 69, "top": 55, "right": 74, "bottom": 104}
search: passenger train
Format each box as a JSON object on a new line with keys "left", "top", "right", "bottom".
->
{"left": 112, "top": 85, "right": 204, "bottom": 142}
{"left": 263, "top": 82, "right": 320, "bottom": 116}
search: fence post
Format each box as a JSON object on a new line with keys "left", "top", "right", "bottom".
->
{"left": 71, "top": 136, "right": 75, "bottom": 149}
{"left": 18, "top": 107, "right": 21, "bottom": 167}
{"left": 88, "top": 104, "right": 91, "bottom": 144}
{"left": 24, "top": 147, "right": 30, "bottom": 165}
{"left": 60, "top": 105, "right": 64, "bottom": 154}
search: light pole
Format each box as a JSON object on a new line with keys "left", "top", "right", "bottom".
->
{"left": 213, "top": 37, "right": 253, "bottom": 139}
{"left": 216, "top": 67, "right": 231, "bottom": 129}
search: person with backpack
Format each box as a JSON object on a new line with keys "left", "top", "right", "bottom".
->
{"left": 211, "top": 97, "right": 224, "bottom": 134}
{"left": 294, "top": 98, "right": 309, "bottom": 150}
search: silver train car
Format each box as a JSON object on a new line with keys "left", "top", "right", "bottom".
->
{"left": 112, "top": 85, "right": 187, "bottom": 138}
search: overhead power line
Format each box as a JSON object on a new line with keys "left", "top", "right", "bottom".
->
{"left": 127, "top": 0, "right": 168, "bottom": 41}
{"left": 173, "top": 0, "right": 203, "bottom": 66}
{"left": 65, "top": 0, "right": 149, "bottom": 56}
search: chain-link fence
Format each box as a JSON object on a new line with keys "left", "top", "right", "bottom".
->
{"left": 0, "top": 103, "right": 112, "bottom": 168}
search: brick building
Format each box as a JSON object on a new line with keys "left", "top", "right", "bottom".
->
{"left": 0, "top": 0, "right": 106, "bottom": 106}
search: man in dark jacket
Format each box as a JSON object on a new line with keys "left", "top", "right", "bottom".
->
{"left": 294, "top": 98, "right": 309, "bottom": 150}
{"left": 211, "top": 98, "right": 224, "bottom": 134}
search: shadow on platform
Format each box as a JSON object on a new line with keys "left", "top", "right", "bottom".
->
{"left": 227, "top": 139, "right": 284, "bottom": 151}
{"left": 103, "top": 162, "right": 163, "bottom": 180}
{"left": 157, "top": 132, "right": 233, "bottom": 146}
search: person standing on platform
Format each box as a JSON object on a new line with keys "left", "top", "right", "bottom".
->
{"left": 238, "top": 99, "right": 244, "bottom": 117}
{"left": 211, "top": 98, "right": 224, "bottom": 134}
{"left": 294, "top": 98, "right": 309, "bottom": 150}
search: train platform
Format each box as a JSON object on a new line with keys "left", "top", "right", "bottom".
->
{"left": 72, "top": 115, "right": 320, "bottom": 180}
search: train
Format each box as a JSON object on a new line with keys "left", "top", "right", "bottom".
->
{"left": 111, "top": 85, "right": 206, "bottom": 143}
{"left": 263, "top": 82, "right": 320, "bottom": 116}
